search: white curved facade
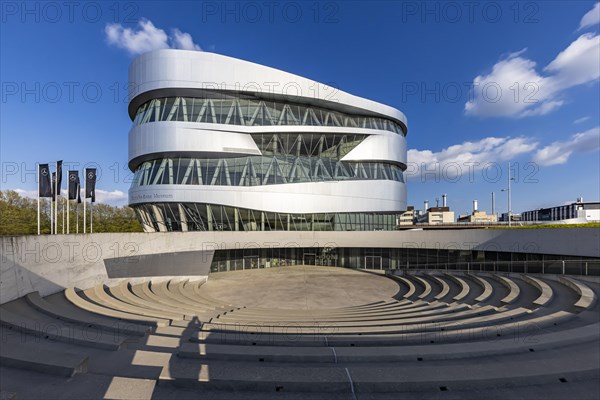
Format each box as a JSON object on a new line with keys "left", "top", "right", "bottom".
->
{"left": 127, "top": 49, "right": 408, "bottom": 232}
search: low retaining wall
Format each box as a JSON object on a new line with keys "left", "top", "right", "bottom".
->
{"left": 1, "top": 228, "right": 598, "bottom": 304}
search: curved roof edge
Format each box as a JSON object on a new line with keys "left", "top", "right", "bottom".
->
{"left": 127, "top": 49, "right": 408, "bottom": 130}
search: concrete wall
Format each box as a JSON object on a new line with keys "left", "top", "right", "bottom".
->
{"left": 1, "top": 228, "right": 598, "bottom": 304}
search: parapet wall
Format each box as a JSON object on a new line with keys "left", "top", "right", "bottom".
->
{"left": 1, "top": 228, "right": 598, "bottom": 304}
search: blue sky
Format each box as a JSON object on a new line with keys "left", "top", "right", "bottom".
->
{"left": 1, "top": 1, "right": 599, "bottom": 216}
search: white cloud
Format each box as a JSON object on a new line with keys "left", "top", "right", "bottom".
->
{"left": 172, "top": 29, "right": 201, "bottom": 51}
{"left": 465, "top": 33, "right": 600, "bottom": 118}
{"left": 407, "top": 136, "right": 538, "bottom": 180}
{"left": 94, "top": 189, "right": 127, "bottom": 204}
{"left": 544, "top": 33, "right": 600, "bottom": 89}
{"left": 533, "top": 127, "right": 600, "bottom": 166}
{"left": 574, "top": 116, "right": 591, "bottom": 124}
{"left": 579, "top": 2, "right": 600, "bottom": 30}
{"left": 13, "top": 188, "right": 38, "bottom": 199}
{"left": 105, "top": 19, "right": 201, "bottom": 55}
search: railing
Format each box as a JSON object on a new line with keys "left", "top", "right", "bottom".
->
{"left": 387, "top": 260, "right": 600, "bottom": 276}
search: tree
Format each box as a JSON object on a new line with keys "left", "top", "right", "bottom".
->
{"left": 0, "top": 190, "right": 142, "bottom": 235}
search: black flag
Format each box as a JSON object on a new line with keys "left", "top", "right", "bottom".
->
{"left": 68, "top": 171, "right": 79, "bottom": 200}
{"left": 51, "top": 172, "right": 57, "bottom": 202}
{"left": 85, "top": 168, "right": 96, "bottom": 203}
{"left": 56, "top": 160, "right": 63, "bottom": 196}
{"left": 38, "top": 164, "right": 52, "bottom": 197}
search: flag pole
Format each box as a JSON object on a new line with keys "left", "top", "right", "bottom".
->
{"left": 90, "top": 201, "right": 93, "bottom": 233}
{"left": 76, "top": 199, "right": 79, "bottom": 234}
{"left": 54, "top": 163, "right": 58, "bottom": 235}
{"left": 62, "top": 197, "right": 65, "bottom": 234}
{"left": 50, "top": 193, "right": 54, "bottom": 235}
{"left": 67, "top": 194, "right": 70, "bottom": 234}
{"left": 83, "top": 173, "right": 87, "bottom": 234}
{"left": 37, "top": 164, "right": 40, "bottom": 235}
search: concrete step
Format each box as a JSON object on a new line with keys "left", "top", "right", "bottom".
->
{"left": 0, "top": 300, "right": 126, "bottom": 350}
{"left": 522, "top": 275, "right": 554, "bottom": 307}
{"left": 197, "top": 310, "right": 576, "bottom": 347}
{"left": 0, "top": 345, "right": 88, "bottom": 377}
{"left": 559, "top": 276, "right": 598, "bottom": 311}
{"left": 180, "top": 322, "right": 600, "bottom": 363}
{"left": 443, "top": 273, "right": 470, "bottom": 301}
{"left": 65, "top": 287, "right": 169, "bottom": 328}
{"left": 213, "top": 302, "right": 472, "bottom": 326}
{"left": 206, "top": 305, "right": 495, "bottom": 331}
{"left": 159, "top": 357, "right": 350, "bottom": 392}
{"left": 25, "top": 292, "right": 147, "bottom": 337}
{"left": 487, "top": 273, "right": 521, "bottom": 304}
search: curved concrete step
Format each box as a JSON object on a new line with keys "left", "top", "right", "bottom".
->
{"left": 385, "top": 274, "right": 417, "bottom": 299}
{"left": 214, "top": 301, "right": 454, "bottom": 323}
{"left": 205, "top": 305, "right": 496, "bottom": 333}
{"left": 198, "top": 310, "right": 576, "bottom": 347}
{"left": 522, "top": 275, "right": 554, "bottom": 307}
{"left": 25, "top": 292, "right": 147, "bottom": 337}
{"left": 86, "top": 285, "right": 182, "bottom": 322}
{"left": 162, "top": 342, "right": 598, "bottom": 393}
{"left": 108, "top": 282, "right": 190, "bottom": 320}
{"left": 180, "top": 322, "right": 600, "bottom": 363}
{"left": 64, "top": 288, "right": 168, "bottom": 328}
{"left": 489, "top": 274, "right": 521, "bottom": 304}
{"left": 214, "top": 303, "right": 471, "bottom": 326}
{"left": 412, "top": 275, "right": 432, "bottom": 299}
{"left": 130, "top": 281, "right": 217, "bottom": 320}
{"left": 0, "top": 302, "right": 124, "bottom": 350}
{"left": 559, "top": 276, "right": 598, "bottom": 311}
{"left": 151, "top": 280, "right": 226, "bottom": 314}
{"left": 468, "top": 273, "right": 494, "bottom": 302}
{"left": 428, "top": 274, "right": 451, "bottom": 300}
{"left": 443, "top": 273, "right": 470, "bottom": 301}
{"left": 0, "top": 345, "right": 88, "bottom": 377}
{"left": 204, "top": 307, "right": 531, "bottom": 336}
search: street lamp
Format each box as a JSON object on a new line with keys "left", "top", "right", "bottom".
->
{"left": 501, "top": 161, "right": 516, "bottom": 226}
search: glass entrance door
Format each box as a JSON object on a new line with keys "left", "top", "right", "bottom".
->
{"left": 303, "top": 253, "right": 317, "bottom": 265}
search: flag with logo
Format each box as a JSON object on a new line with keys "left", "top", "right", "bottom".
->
{"left": 85, "top": 168, "right": 96, "bottom": 203}
{"left": 68, "top": 171, "right": 79, "bottom": 201}
{"left": 38, "top": 164, "right": 52, "bottom": 197}
{"left": 56, "top": 160, "right": 63, "bottom": 196}
{"left": 51, "top": 172, "right": 57, "bottom": 202}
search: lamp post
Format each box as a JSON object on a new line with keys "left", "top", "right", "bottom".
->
{"left": 501, "top": 162, "right": 515, "bottom": 226}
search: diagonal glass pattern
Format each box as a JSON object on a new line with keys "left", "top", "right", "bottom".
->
{"left": 134, "top": 202, "right": 400, "bottom": 232}
{"left": 132, "top": 93, "right": 406, "bottom": 135}
{"left": 132, "top": 156, "right": 405, "bottom": 187}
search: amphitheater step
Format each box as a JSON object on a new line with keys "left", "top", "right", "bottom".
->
{"left": 0, "top": 345, "right": 88, "bottom": 377}
{"left": 25, "top": 292, "right": 148, "bottom": 337}
{"left": 159, "top": 358, "right": 350, "bottom": 392}
{"left": 559, "top": 276, "right": 598, "bottom": 311}
{"left": 0, "top": 300, "right": 126, "bottom": 350}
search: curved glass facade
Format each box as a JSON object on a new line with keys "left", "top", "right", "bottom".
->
{"left": 132, "top": 93, "right": 406, "bottom": 135}
{"left": 132, "top": 156, "right": 405, "bottom": 187}
{"left": 134, "top": 202, "right": 400, "bottom": 232}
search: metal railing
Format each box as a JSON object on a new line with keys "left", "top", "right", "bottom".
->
{"left": 387, "top": 260, "right": 600, "bottom": 276}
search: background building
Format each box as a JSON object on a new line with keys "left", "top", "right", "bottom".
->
{"left": 415, "top": 207, "right": 455, "bottom": 225}
{"left": 521, "top": 199, "right": 600, "bottom": 224}
{"left": 127, "top": 50, "right": 408, "bottom": 232}
{"left": 457, "top": 200, "right": 498, "bottom": 223}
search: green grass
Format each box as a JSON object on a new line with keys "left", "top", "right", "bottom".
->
{"left": 492, "top": 222, "right": 600, "bottom": 230}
